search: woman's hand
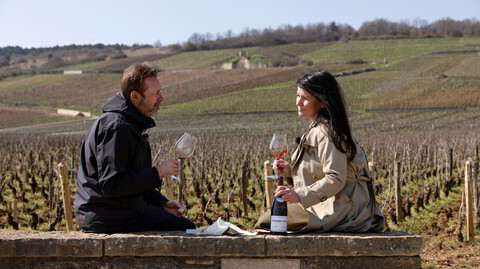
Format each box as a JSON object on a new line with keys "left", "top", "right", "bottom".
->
{"left": 164, "top": 200, "right": 186, "bottom": 217}
{"left": 274, "top": 186, "right": 300, "bottom": 203}
{"left": 273, "top": 159, "right": 292, "bottom": 178}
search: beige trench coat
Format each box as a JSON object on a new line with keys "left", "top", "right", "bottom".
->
{"left": 291, "top": 121, "right": 384, "bottom": 232}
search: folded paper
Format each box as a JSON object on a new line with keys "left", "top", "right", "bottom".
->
{"left": 186, "top": 218, "right": 256, "bottom": 236}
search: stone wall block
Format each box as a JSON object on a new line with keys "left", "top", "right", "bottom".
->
{"left": 266, "top": 232, "right": 423, "bottom": 257}
{"left": 0, "top": 231, "right": 103, "bottom": 257}
{"left": 105, "top": 233, "right": 266, "bottom": 257}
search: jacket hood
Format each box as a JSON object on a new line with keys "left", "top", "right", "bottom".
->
{"left": 102, "top": 93, "right": 156, "bottom": 131}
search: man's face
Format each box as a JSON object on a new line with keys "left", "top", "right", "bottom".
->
{"left": 135, "top": 76, "right": 164, "bottom": 117}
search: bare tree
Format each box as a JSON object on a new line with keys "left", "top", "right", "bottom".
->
{"left": 153, "top": 40, "right": 162, "bottom": 48}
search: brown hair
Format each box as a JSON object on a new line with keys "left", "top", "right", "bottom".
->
{"left": 121, "top": 63, "right": 158, "bottom": 99}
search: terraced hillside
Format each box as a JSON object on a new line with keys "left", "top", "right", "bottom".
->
{"left": 1, "top": 38, "right": 478, "bottom": 124}
{"left": 0, "top": 38, "right": 479, "bottom": 127}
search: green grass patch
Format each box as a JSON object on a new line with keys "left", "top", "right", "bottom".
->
{"left": 151, "top": 48, "right": 242, "bottom": 70}
{"left": 0, "top": 109, "right": 73, "bottom": 129}
{"left": 390, "top": 185, "right": 474, "bottom": 238}
{"left": 158, "top": 81, "right": 297, "bottom": 115}
{"left": 0, "top": 74, "right": 71, "bottom": 94}
{"left": 248, "top": 54, "right": 270, "bottom": 64}
{"left": 226, "top": 56, "right": 240, "bottom": 63}
{"left": 63, "top": 60, "right": 108, "bottom": 71}
{"left": 446, "top": 55, "right": 480, "bottom": 77}
{"left": 302, "top": 38, "right": 480, "bottom": 66}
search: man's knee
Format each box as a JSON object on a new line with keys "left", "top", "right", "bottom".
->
{"left": 181, "top": 218, "right": 196, "bottom": 230}
{"left": 155, "top": 215, "right": 196, "bottom": 231}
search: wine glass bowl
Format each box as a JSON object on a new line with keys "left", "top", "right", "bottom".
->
{"left": 269, "top": 134, "right": 288, "bottom": 160}
{"left": 171, "top": 132, "right": 197, "bottom": 183}
{"left": 174, "top": 132, "right": 197, "bottom": 159}
{"left": 269, "top": 134, "right": 288, "bottom": 183}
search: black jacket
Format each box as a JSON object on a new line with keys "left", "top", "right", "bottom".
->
{"left": 75, "top": 93, "right": 169, "bottom": 233}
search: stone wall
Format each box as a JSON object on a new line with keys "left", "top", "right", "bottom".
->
{"left": 0, "top": 230, "right": 423, "bottom": 269}
{"left": 57, "top": 108, "right": 92, "bottom": 117}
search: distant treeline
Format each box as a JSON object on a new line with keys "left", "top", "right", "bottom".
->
{"left": 0, "top": 43, "right": 152, "bottom": 77}
{"left": 3, "top": 17, "right": 479, "bottom": 56}
{"left": 179, "top": 18, "right": 480, "bottom": 51}
{"left": 0, "top": 43, "right": 151, "bottom": 56}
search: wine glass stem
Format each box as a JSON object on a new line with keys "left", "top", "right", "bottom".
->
{"left": 273, "top": 158, "right": 284, "bottom": 186}
{"left": 179, "top": 158, "right": 185, "bottom": 181}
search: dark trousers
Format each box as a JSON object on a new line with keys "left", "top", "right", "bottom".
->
{"left": 150, "top": 213, "right": 196, "bottom": 231}
{"left": 78, "top": 207, "right": 196, "bottom": 234}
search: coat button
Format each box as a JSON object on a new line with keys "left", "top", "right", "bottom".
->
{"left": 320, "top": 197, "right": 327, "bottom": 202}
{"left": 312, "top": 175, "right": 317, "bottom": 179}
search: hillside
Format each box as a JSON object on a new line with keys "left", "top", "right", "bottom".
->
{"left": 1, "top": 38, "right": 480, "bottom": 129}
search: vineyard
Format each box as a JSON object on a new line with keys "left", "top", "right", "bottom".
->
{"left": 1, "top": 37, "right": 480, "bottom": 268}
{"left": 1, "top": 109, "right": 478, "bottom": 230}
{"left": 0, "top": 106, "right": 72, "bottom": 130}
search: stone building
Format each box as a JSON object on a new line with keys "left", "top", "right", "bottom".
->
{"left": 222, "top": 51, "right": 267, "bottom": 70}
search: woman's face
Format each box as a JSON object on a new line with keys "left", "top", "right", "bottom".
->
{"left": 296, "top": 86, "right": 323, "bottom": 121}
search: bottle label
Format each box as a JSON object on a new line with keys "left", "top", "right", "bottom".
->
{"left": 270, "top": 215, "right": 288, "bottom": 232}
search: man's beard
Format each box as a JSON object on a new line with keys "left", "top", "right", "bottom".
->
{"left": 140, "top": 99, "right": 161, "bottom": 115}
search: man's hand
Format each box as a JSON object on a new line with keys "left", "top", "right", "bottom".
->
{"left": 164, "top": 200, "right": 186, "bottom": 217}
{"left": 156, "top": 160, "right": 180, "bottom": 177}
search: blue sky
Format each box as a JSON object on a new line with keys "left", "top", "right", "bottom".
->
{"left": 0, "top": 0, "right": 478, "bottom": 48}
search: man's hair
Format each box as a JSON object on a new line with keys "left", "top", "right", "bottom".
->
{"left": 121, "top": 63, "right": 158, "bottom": 99}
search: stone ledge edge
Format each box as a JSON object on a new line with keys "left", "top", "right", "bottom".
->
{"left": 0, "top": 231, "right": 423, "bottom": 258}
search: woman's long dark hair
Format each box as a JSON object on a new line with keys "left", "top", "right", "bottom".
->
{"left": 297, "top": 70, "right": 357, "bottom": 161}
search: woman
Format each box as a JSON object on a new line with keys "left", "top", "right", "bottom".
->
{"left": 256, "top": 70, "right": 384, "bottom": 232}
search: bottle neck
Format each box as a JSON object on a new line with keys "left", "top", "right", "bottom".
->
{"left": 276, "top": 176, "right": 284, "bottom": 187}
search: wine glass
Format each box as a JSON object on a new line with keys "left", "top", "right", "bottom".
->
{"left": 171, "top": 132, "right": 198, "bottom": 183}
{"left": 269, "top": 134, "right": 288, "bottom": 185}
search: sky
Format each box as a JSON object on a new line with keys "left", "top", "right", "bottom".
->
{"left": 0, "top": 0, "right": 479, "bottom": 48}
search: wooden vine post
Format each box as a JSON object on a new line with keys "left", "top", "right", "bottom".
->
{"left": 395, "top": 161, "right": 402, "bottom": 221}
{"left": 178, "top": 159, "right": 185, "bottom": 204}
{"left": 57, "top": 163, "right": 74, "bottom": 231}
{"left": 239, "top": 159, "right": 248, "bottom": 214}
{"left": 465, "top": 159, "right": 474, "bottom": 241}
{"left": 449, "top": 148, "right": 454, "bottom": 179}
{"left": 264, "top": 161, "right": 275, "bottom": 208}
{"left": 163, "top": 177, "right": 174, "bottom": 200}
{"left": 475, "top": 145, "right": 479, "bottom": 218}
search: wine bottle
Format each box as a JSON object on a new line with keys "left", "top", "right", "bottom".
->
{"left": 270, "top": 176, "right": 287, "bottom": 234}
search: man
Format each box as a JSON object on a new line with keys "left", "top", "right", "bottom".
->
{"left": 75, "top": 63, "right": 196, "bottom": 233}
